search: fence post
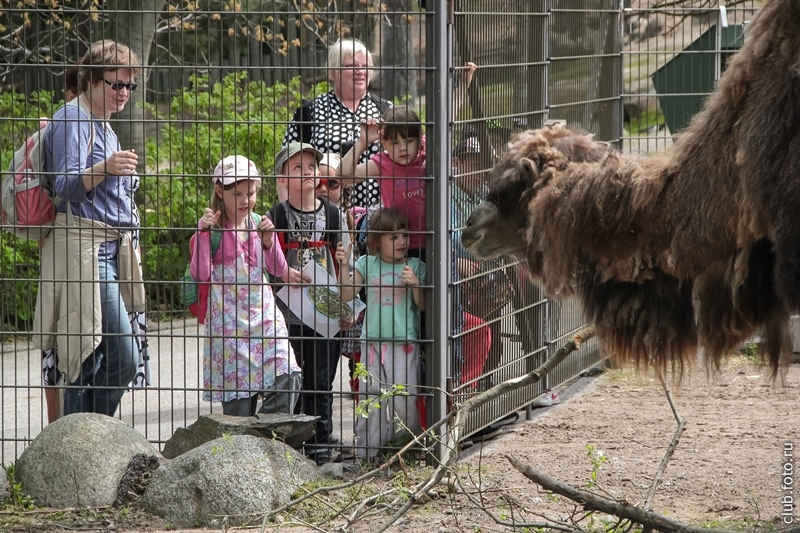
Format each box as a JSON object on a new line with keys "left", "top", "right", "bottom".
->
{"left": 428, "top": 0, "right": 453, "bottom": 464}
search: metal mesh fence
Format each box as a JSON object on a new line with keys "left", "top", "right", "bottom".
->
{"left": 622, "top": 1, "right": 759, "bottom": 154}
{"left": 450, "top": 0, "right": 618, "bottom": 436}
{"left": 0, "top": 0, "right": 635, "bottom": 464}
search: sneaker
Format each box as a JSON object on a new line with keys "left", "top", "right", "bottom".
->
{"left": 531, "top": 389, "right": 561, "bottom": 407}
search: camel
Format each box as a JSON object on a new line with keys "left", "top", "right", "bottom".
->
{"left": 461, "top": 0, "right": 800, "bottom": 378}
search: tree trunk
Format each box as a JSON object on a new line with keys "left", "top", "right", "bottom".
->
{"left": 105, "top": 0, "right": 166, "bottom": 171}
{"left": 379, "top": 0, "right": 418, "bottom": 103}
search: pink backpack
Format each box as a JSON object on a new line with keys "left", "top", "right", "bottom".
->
{"left": 1, "top": 106, "right": 92, "bottom": 240}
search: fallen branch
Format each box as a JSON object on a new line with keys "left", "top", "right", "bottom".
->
{"left": 259, "top": 410, "right": 455, "bottom": 532}
{"left": 506, "top": 454, "right": 740, "bottom": 533}
{"left": 256, "top": 326, "right": 594, "bottom": 532}
{"left": 0, "top": 505, "right": 112, "bottom": 515}
{"left": 452, "top": 472, "right": 576, "bottom": 532}
{"left": 450, "top": 326, "right": 595, "bottom": 447}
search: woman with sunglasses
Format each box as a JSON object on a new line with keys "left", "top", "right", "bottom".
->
{"left": 36, "top": 40, "right": 145, "bottom": 418}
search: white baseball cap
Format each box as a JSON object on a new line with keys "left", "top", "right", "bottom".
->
{"left": 213, "top": 155, "right": 261, "bottom": 185}
{"left": 455, "top": 136, "right": 482, "bottom": 155}
{"left": 319, "top": 152, "right": 342, "bottom": 171}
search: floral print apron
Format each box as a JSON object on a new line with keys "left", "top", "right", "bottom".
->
{"left": 202, "top": 247, "right": 298, "bottom": 403}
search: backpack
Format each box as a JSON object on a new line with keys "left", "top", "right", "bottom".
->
{"left": 180, "top": 213, "right": 261, "bottom": 323}
{"left": 1, "top": 103, "right": 93, "bottom": 241}
{"left": 350, "top": 204, "right": 380, "bottom": 257}
{"left": 293, "top": 94, "right": 391, "bottom": 154}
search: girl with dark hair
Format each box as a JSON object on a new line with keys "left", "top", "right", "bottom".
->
{"left": 339, "top": 107, "right": 427, "bottom": 258}
{"left": 335, "top": 207, "right": 425, "bottom": 461}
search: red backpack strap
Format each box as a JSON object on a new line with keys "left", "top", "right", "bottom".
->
{"left": 269, "top": 201, "right": 290, "bottom": 254}
{"left": 277, "top": 230, "right": 288, "bottom": 254}
{"left": 283, "top": 240, "right": 329, "bottom": 249}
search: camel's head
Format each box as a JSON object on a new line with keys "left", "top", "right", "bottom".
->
{"left": 460, "top": 157, "right": 538, "bottom": 259}
{"left": 461, "top": 122, "right": 607, "bottom": 259}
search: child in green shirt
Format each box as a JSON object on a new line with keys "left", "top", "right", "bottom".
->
{"left": 336, "top": 208, "right": 425, "bottom": 460}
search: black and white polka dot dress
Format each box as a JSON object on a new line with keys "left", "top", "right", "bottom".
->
{"left": 283, "top": 90, "right": 389, "bottom": 208}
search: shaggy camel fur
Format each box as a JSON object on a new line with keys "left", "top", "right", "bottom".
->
{"left": 461, "top": 0, "right": 800, "bottom": 378}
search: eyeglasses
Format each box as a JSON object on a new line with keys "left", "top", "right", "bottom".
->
{"left": 104, "top": 79, "right": 138, "bottom": 91}
{"left": 317, "top": 178, "right": 340, "bottom": 190}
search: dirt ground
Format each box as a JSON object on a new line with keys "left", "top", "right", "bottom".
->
{"left": 5, "top": 355, "right": 795, "bottom": 533}
{"left": 342, "top": 356, "right": 798, "bottom": 533}
{"left": 444, "top": 357, "right": 799, "bottom": 532}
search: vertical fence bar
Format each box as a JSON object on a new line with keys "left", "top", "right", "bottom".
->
{"left": 429, "top": 0, "right": 453, "bottom": 463}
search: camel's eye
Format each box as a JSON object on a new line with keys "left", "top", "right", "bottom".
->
{"left": 486, "top": 167, "right": 531, "bottom": 214}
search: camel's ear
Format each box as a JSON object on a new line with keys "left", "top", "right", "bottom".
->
{"left": 519, "top": 157, "right": 539, "bottom": 180}
{"left": 544, "top": 119, "right": 567, "bottom": 128}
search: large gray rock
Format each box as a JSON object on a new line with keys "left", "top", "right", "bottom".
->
{"left": 142, "top": 434, "right": 318, "bottom": 527}
{"left": 162, "top": 413, "right": 317, "bottom": 459}
{"left": 15, "top": 413, "right": 159, "bottom": 508}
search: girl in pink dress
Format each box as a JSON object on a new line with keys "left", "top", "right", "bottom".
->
{"left": 190, "top": 155, "right": 300, "bottom": 416}
{"left": 339, "top": 107, "right": 427, "bottom": 258}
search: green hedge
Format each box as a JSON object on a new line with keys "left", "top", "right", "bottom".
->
{"left": 0, "top": 73, "right": 327, "bottom": 331}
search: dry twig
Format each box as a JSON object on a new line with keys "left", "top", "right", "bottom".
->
{"left": 644, "top": 376, "right": 686, "bottom": 510}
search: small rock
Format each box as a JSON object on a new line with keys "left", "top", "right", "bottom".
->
{"left": 114, "top": 453, "right": 161, "bottom": 506}
{"left": 341, "top": 462, "right": 363, "bottom": 475}
{"left": 318, "top": 462, "right": 345, "bottom": 479}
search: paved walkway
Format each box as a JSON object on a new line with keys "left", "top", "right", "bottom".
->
{"left": 0, "top": 318, "right": 358, "bottom": 463}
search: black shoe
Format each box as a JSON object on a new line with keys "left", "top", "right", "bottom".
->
{"left": 469, "top": 412, "right": 519, "bottom": 439}
{"left": 308, "top": 449, "right": 332, "bottom": 465}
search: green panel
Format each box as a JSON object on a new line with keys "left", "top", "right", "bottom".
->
{"left": 651, "top": 24, "right": 745, "bottom": 134}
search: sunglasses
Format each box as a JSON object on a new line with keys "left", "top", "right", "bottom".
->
{"left": 317, "top": 178, "right": 341, "bottom": 190}
{"left": 104, "top": 79, "right": 138, "bottom": 91}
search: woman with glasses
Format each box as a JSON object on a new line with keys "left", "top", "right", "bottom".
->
{"left": 282, "top": 38, "right": 391, "bottom": 209}
{"left": 35, "top": 40, "right": 145, "bottom": 417}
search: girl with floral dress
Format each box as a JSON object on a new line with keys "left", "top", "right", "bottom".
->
{"left": 190, "top": 155, "right": 300, "bottom": 416}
